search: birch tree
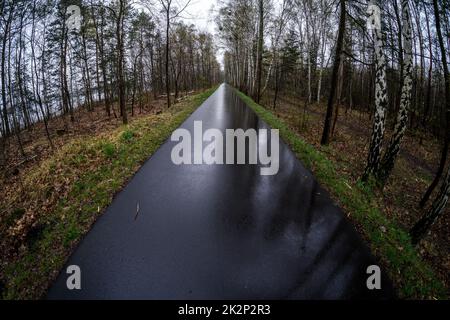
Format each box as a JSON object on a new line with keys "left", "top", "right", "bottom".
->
{"left": 410, "top": 0, "right": 450, "bottom": 244}
{"left": 377, "top": 0, "right": 414, "bottom": 184}
{"left": 159, "top": 0, "right": 192, "bottom": 108}
{"left": 362, "top": 0, "right": 388, "bottom": 181}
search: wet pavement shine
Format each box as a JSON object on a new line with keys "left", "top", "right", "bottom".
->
{"left": 47, "top": 84, "right": 394, "bottom": 300}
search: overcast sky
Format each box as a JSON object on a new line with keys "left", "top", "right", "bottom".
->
{"left": 178, "top": 0, "right": 224, "bottom": 66}
{"left": 179, "top": 0, "right": 218, "bottom": 34}
{"left": 136, "top": 0, "right": 223, "bottom": 65}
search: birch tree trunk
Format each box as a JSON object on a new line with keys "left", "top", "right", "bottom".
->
{"left": 377, "top": 0, "right": 413, "bottom": 184}
{"left": 362, "top": 0, "right": 388, "bottom": 181}
{"left": 317, "top": 19, "right": 327, "bottom": 104}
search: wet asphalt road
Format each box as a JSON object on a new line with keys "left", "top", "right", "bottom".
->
{"left": 47, "top": 84, "right": 394, "bottom": 300}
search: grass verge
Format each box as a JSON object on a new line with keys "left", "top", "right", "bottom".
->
{"left": 235, "top": 89, "right": 447, "bottom": 299}
{"left": 1, "top": 87, "right": 217, "bottom": 300}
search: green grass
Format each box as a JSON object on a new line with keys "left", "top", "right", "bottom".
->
{"left": 235, "top": 89, "right": 447, "bottom": 299}
{"left": 1, "top": 87, "right": 217, "bottom": 300}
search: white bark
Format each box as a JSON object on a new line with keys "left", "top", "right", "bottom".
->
{"left": 363, "top": 0, "right": 388, "bottom": 179}
{"left": 378, "top": 0, "right": 413, "bottom": 182}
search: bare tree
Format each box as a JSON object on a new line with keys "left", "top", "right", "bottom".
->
{"left": 419, "top": 0, "right": 450, "bottom": 208}
{"left": 117, "top": 0, "right": 128, "bottom": 124}
{"left": 1, "top": 3, "right": 14, "bottom": 137}
{"left": 412, "top": 0, "right": 450, "bottom": 236}
{"left": 377, "top": 0, "right": 414, "bottom": 184}
{"left": 321, "top": 0, "right": 346, "bottom": 145}
{"left": 362, "top": 0, "right": 388, "bottom": 181}
{"left": 159, "top": 0, "right": 192, "bottom": 108}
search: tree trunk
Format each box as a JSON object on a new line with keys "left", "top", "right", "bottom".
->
{"left": 411, "top": 167, "right": 450, "bottom": 244}
{"left": 377, "top": 0, "right": 413, "bottom": 184}
{"left": 31, "top": 0, "right": 53, "bottom": 149}
{"left": 423, "top": 2, "right": 433, "bottom": 129}
{"left": 1, "top": 7, "right": 13, "bottom": 137}
{"left": 362, "top": 0, "right": 388, "bottom": 181}
{"left": 255, "top": 0, "right": 264, "bottom": 103}
{"left": 331, "top": 53, "right": 345, "bottom": 138}
{"left": 321, "top": 0, "right": 346, "bottom": 146}
{"left": 273, "top": 59, "right": 280, "bottom": 109}
{"left": 165, "top": 3, "right": 171, "bottom": 108}
{"left": 98, "top": 10, "right": 111, "bottom": 117}
{"left": 419, "top": 0, "right": 450, "bottom": 208}
{"left": 117, "top": 0, "right": 128, "bottom": 124}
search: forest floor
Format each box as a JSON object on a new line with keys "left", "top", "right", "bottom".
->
{"left": 257, "top": 92, "right": 449, "bottom": 297}
{"left": 0, "top": 88, "right": 216, "bottom": 299}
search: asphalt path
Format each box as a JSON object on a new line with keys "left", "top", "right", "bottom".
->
{"left": 47, "top": 84, "right": 394, "bottom": 300}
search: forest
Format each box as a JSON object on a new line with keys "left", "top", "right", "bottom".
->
{"left": 217, "top": 0, "right": 449, "bottom": 296}
{"left": 0, "top": 0, "right": 221, "bottom": 144}
{"left": 0, "top": 0, "right": 222, "bottom": 299}
{"left": 0, "top": 0, "right": 449, "bottom": 300}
